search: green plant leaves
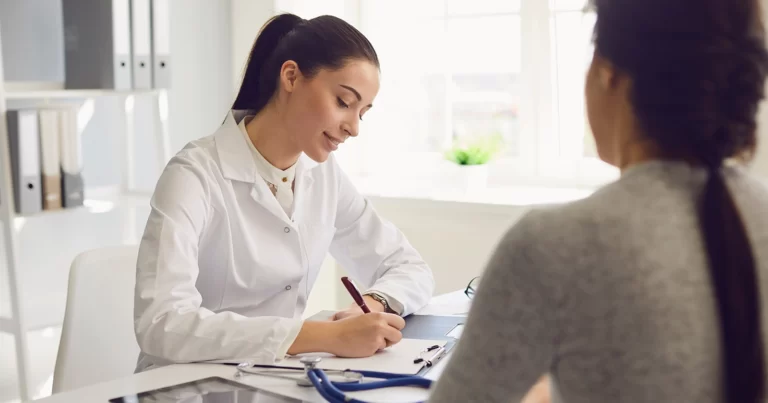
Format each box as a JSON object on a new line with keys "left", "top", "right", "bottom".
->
{"left": 444, "top": 134, "right": 504, "bottom": 165}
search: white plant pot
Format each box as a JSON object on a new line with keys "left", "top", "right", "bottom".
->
{"left": 449, "top": 164, "right": 489, "bottom": 193}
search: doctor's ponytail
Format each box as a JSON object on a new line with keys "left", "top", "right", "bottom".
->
{"left": 232, "top": 13, "right": 379, "bottom": 113}
{"left": 233, "top": 14, "right": 304, "bottom": 112}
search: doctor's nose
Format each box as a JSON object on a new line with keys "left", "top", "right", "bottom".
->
{"left": 342, "top": 121, "right": 359, "bottom": 139}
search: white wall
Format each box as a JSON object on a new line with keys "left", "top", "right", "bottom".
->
{"left": 367, "top": 198, "right": 529, "bottom": 295}
{"left": 306, "top": 197, "right": 533, "bottom": 314}
{"left": 167, "top": 0, "right": 235, "bottom": 154}
{"left": 230, "top": 0, "right": 275, "bottom": 92}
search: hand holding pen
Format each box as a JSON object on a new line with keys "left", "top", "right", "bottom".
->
{"left": 301, "top": 277, "right": 404, "bottom": 357}
{"left": 292, "top": 279, "right": 405, "bottom": 358}
{"left": 341, "top": 276, "right": 371, "bottom": 313}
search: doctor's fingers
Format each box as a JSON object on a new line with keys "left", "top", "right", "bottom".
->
{"left": 380, "top": 325, "right": 403, "bottom": 347}
{"left": 381, "top": 313, "right": 406, "bottom": 330}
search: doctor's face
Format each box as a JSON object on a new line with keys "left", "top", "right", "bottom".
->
{"left": 280, "top": 59, "right": 380, "bottom": 163}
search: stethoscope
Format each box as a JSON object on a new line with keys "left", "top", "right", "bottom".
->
{"left": 235, "top": 356, "right": 434, "bottom": 403}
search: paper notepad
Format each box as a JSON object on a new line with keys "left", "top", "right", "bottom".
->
{"left": 279, "top": 338, "right": 448, "bottom": 375}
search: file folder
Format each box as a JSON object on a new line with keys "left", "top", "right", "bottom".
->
{"left": 38, "top": 109, "right": 63, "bottom": 210}
{"left": 62, "top": 0, "right": 133, "bottom": 90}
{"left": 59, "top": 107, "right": 85, "bottom": 208}
{"left": 151, "top": 0, "right": 171, "bottom": 88}
{"left": 131, "top": 0, "right": 153, "bottom": 89}
{"left": 400, "top": 315, "right": 465, "bottom": 341}
{"left": 5, "top": 110, "right": 43, "bottom": 215}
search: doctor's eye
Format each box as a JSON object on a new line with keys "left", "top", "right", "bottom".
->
{"left": 337, "top": 97, "right": 349, "bottom": 109}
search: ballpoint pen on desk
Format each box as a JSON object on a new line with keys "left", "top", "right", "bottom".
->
{"left": 413, "top": 344, "right": 445, "bottom": 367}
{"left": 341, "top": 276, "right": 371, "bottom": 314}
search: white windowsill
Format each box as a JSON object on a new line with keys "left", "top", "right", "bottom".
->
{"left": 352, "top": 173, "right": 597, "bottom": 207}
{"left": 339, "top": 149, "right": 617, "bottom": 208}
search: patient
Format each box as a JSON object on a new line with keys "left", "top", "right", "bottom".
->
{"left": 429, "top": 0, "right": 768, "bottom": 402}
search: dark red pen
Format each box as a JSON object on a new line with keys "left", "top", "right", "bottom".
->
{"left": 341, "top": 276, "right": 371, "bottom": 314}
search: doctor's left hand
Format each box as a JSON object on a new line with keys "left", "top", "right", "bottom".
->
{"left": 333, "top": 296, "right": 386, "bottom": 320}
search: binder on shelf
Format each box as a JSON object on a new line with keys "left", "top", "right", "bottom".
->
{"left": 59, "top": 107, "right": 85, "bottom": 208}
{"left": 151, "top": 0, "right": 171, "bottom": 89}
{"left": 62, "top": 0, "right": 133, "bottom": 90}
{"left": 38, "top": 109, "right": 63, "bottom": 211}
{"left": 5, "top": 110, "right": 43, "bottom": 215}
{"left": 131, "top": 0, "right": 153, "bottom": 89}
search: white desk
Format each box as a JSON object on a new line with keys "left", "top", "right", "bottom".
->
{"left": 34, "top": 291, "right": 471, "bottom": 403}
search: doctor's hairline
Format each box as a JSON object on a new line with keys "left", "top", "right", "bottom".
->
{"left": 233, "top": 13, "right": 380, "bottom": 113}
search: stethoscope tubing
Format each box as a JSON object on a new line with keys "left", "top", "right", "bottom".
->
{"left": 307, "top": 368, "right": 431, "bottom": 403}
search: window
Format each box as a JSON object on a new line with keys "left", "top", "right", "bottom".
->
{"left": 446, "top": 4, "right": 522, "bottom": 157}
{"left": 549, "top": 0, "right": 598, "bottom": 161}
{"left": 274, "top": 0, "right": 617, "bottom": 185}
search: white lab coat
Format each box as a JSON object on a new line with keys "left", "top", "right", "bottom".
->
{"left": 134, "top": 110, "right": 434, "bottom": 371}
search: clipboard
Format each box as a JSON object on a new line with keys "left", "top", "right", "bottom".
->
{"left": 400, "top": 314, "right": 465, "bottom": 375}
{"left": 305, "top": 311, "right": 466, "bottom": 375}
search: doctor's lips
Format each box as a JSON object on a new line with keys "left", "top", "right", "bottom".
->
{"left": 323, "top": 131, "right": 345, "bottom": 146}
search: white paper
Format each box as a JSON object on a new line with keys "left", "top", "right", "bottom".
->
{"left": 280, "top": 338, "right": 448, "bottom": 375}
{"left": 414, "top": 290, "right": 471, "bottom": 316}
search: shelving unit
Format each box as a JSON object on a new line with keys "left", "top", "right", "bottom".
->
{"left": 0, "top": 30, "right": 172, "bottom": 403}
{"left": 4, "top": 82, "right": 162, "bottom": 100}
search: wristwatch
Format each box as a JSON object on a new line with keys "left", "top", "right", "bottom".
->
{"left": 364, "top": 292, "right": 398, "bottom": 315}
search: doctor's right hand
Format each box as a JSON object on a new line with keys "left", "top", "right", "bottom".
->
{"left": 329, "top": 312, "right": 406, "bottom": 357}
{"left": 288, "top": 312, "right": 405, "bottom": 358}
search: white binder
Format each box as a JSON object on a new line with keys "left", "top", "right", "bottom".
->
{"left": 62, "top": 0, "right": 133, "bottom": 90}
{"left": 59, "top": 107, "right": 85, "bottom": 208}
{"left": 151, "top": 0, "right": 171, "bottom": 88}
{"left": 131, "top": 0, "right": 153, "bottom": 89}
{"left": 5, "top": 110, "right": 43, "bottom": 215}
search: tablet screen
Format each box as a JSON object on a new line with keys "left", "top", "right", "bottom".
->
{"left": 108, "top": 376, "right": 301, "bottom": 403}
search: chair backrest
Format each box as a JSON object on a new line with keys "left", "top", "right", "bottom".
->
{"left": 53, "top": 245, "right": 140, "bottom": 393}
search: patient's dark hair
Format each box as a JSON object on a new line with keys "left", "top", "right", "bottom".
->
{"left": 591, "top": 0, "right": 768, "bottom": 401}
{"left": 232, "top": 13, "right": 379, "bottom": 113}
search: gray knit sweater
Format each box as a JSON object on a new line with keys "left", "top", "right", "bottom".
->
{"left": 429, "top": 161, "right": 768, "bottom": 403}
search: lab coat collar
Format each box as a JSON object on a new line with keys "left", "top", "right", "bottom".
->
{"left": 215, "top": 109, "right": 320, "bottom": 184}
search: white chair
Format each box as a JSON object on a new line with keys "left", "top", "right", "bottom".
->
{"left": 52, "top": 245, "right": 140, "bottom": 393}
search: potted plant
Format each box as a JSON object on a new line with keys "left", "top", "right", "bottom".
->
{"left": 443, "top": 133, "right": 503, "bottom": 192}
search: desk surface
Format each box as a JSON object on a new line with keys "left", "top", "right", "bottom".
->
{"left": 35, "top": 291, "right": 470, "bottom": 403}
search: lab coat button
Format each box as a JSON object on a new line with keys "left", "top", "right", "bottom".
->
{"left": 285, "top": 285, "right": 292, "bottom": 291}
{"left": 284, "top": 227, "right": 290, "bottom": 233}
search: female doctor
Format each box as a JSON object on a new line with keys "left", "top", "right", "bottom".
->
{"left": 133, "top": 13, "right": 434, "bottom": 371}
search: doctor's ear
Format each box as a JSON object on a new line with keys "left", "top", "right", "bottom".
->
{"left": 279, "top": 60, "right": 302, "bottom": 93}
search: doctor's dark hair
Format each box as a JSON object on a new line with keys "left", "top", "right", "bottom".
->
{"left": 232, "top": 13, "right": 379, "bottom": 113}
{"left": 590, "top": 0, "right": 768, "bottom": 401}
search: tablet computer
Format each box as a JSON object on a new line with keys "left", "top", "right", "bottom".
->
{"left": 108, "top": 376, "right": 301, "bottom": 403}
